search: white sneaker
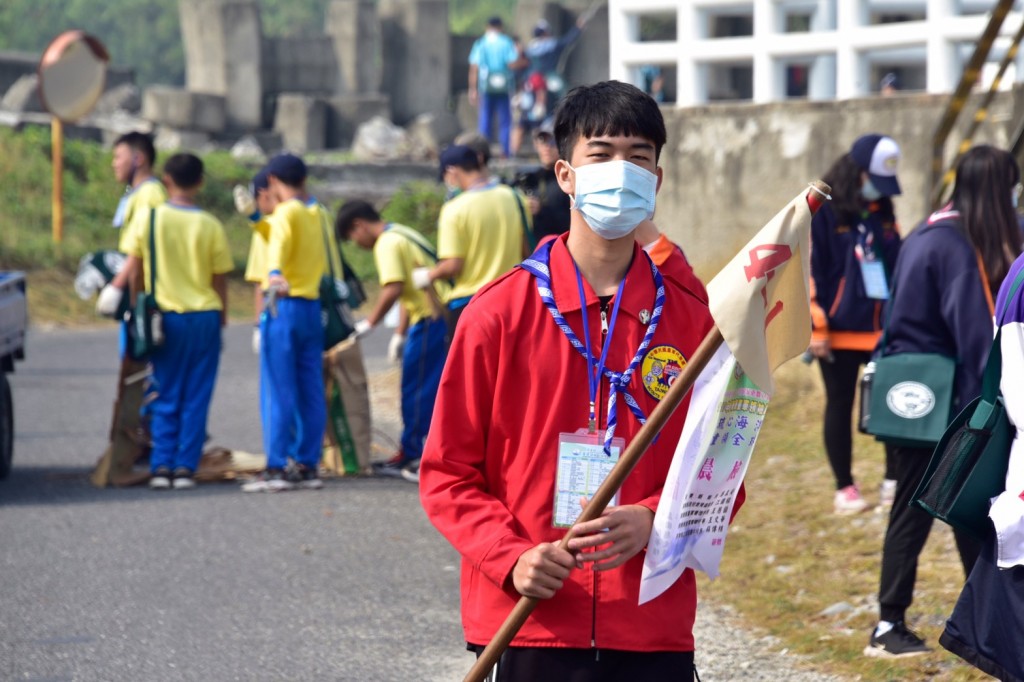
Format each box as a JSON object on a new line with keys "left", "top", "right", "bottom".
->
{"left": 879, "top": 479, "right": 897, "bottom": 508}
{"left": 834, "top": 485, "right": 869, "bottom": 515}
{"left": 149, "top": 471, "right": 171, "bottom": 490}
{"left": 241, "top": 469, "right": 295, "bottom": 493}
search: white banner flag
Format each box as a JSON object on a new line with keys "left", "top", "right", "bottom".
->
{"left": 639, "top": 345, "right": 770, "bottom": 603}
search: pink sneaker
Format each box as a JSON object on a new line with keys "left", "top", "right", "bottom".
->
{"left": 834, "top": 484, "right": 869, "bottom": 515}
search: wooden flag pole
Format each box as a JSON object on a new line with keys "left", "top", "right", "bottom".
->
{"left": 463, "top": 180, "right": 830, "bottom": 682}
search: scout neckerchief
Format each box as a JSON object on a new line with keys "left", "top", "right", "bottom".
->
{"left": 520, "top": 239, "right": 665, "bottom": 454}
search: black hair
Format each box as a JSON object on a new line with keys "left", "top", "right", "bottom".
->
{"left": 822, "top": 152, "right": 893, "bottom": 222}
{"left": 113, "top": 131, "right": 156, "bottom": 168}
{"left": 951, "top": 145, "right": 1023, "bottom": 292}
{"left": 487, "top": 16, "right": 503, "bottom": 28}
{"left": 335, "top": 199, "right": 380, "bottom": 239}
{"left": 553, "top": 81, "right": 667, "bottom": 162}
{"left": 162, "top": 153, "right": 204, "bottom": 189}
{"left": 454, "top": 131, "right": 491, "bottom": 166}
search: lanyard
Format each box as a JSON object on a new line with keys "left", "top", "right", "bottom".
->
{"left": 574, "top": 263, "right": 625, "bottom": 433}
{"left": 520, "top": 240, "right": 665, "bottom": 454}
{"left": 853, "top": 213, "right": 876, "bottom": 263}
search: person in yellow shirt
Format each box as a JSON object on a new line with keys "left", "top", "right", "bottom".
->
{"left": 243, "top": 153, "right": 328, "bottom": 492}
{"left": 234, "top": 168, "right": 275, "bottom": 354}
{"left": 417, "top": 144, "right": 531, "bottom": 330}
{"left": 97, "top": 132, "right": 167, "bottom": 315}
{"left": 121, "top": 153, "right": 233, "bottom": 490}
{"left": 339, "top": 200, "right": 449, "bottom": 482}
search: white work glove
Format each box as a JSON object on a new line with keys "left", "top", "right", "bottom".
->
{"left": 411, "top": 267, "right": 432, "bottom": 290}
{"left": 387, "top": 333, "right": 406, "bottom": 363}
{"left": 233, "top": 184, "right": 259, "bottom": 220}
{"left": 354, "top": 319, "right": 372, "bottom": 337}
{"left": 96, "top": 284, "right": 123, "bottom": 318}
{"left": 251, "top": 326, "right": 260, "bottom": 355}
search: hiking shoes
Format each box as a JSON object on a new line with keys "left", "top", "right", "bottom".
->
{"left": 149, "top": 466, "right": 172, "bottom": 490}
{"left": 241, "top": 469, "right": 295, "bottom": 493}
{"left": 864, "top": 621, "right": 932, "bottom": 658}
{"left": 834, "top": 484, "right": 869, "bottom": 515}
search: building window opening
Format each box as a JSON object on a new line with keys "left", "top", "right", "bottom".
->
{"left": 707, "top": 62, "right": 754, "bottom": 101}
{"left": 638, "top": 13, "right": 677, "bottom": 42}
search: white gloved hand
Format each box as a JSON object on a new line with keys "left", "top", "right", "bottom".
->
{"left": 354, "top": 319, "right": 372, "bottom": 337}
{"left": 96, "top": 284, "right": 123, "bottom": 318}
{"left": 233, "top": 184, "right": 258, "bottom": 218}
{"left": 387, "top": 333, "right": 406, "bottom": 363}
{"left": 251, "top": 326, "right": 260, "bottom": 355}
{"left": 411, "top": 267, "right": 432, "bottom": 290}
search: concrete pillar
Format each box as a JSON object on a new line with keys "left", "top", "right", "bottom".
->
{"left": 274, "top": 94, "right": 327, "bottom": 152}
{"left": 752, "top": 0, "right": 774, "bottom": 103}
{"left": 379, "top": 0, "right": 451, "bottom": 125}
{"left": 326, "top": 0, "right": 381, "bottom": 94}
{"left": 179, "top": 0, "right": 264, "bottom": 130}
{"left": 676, "top": 2, "right": 701, "bottom": 106}
{"left": 926, "top": 0, "right": 957, "bottom": 94}
{"left": 835, "top": 0, "right": 861, "bottom": 99}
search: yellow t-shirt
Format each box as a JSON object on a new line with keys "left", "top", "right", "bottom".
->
{"left": 374, "top": 224, "right": 450, "bottom": 326}
{"left": 115, "top": 179, "right": 167, "bottom": 251}
{"left": 437, "top": 184, "right": 529, "bottom": 300}
{"left": 244, "top": 217, "right": 272, "bottom": 288}
{"left": 266, "top": 198, "right": 332, "bottom": 300}
{"left": 122, "top": 203, "right": 234, "bottom": 313}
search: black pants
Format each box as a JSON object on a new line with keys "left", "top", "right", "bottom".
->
{"left": 819, "top": 349, "right": 893, "bottom": 489}
{"left": 878, "top": 445, "right": 981, "bottom": 623}
{"left": 470, "top": 645, "right": 696, "bottom": 682}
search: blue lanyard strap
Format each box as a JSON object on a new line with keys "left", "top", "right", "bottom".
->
{"left": 521, "top": 240, "right": 666, "bottom": 454}
{"left": 575, "top": 264, "right": 625, "bottom": 433}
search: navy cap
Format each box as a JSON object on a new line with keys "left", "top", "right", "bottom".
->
{"left": 851, "top": 134, "right": 902, "bottom": 197}
{"left": 250, "top": 168, "right": 270, "bottom": 195}
{"left": 438, "top": 144, "right": 479, "bottom": 181}
{"left": 266, "top": 153, "right": 307, "bottom": 185}
{"left": 535, "top": 117, "right": 555, "bottom": 137}
{"left": 534, "top": 20, "right": 551, "bottom": 37}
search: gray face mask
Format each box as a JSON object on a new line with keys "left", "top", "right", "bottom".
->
{"left": 861, "top": 177, "right": 882, "bottom": 201}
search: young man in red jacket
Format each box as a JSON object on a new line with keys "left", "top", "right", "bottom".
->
{"left": 420, "top": 80, "right": 741, "bottom": 681}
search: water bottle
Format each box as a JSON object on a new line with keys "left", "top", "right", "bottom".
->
{"left": 858, "top": 361, "right": 875, "bottom": 434}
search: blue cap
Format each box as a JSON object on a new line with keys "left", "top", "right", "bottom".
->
{"left": 250, "top": 168, "right": 270, "bottom": 195}
{"left": 266, "top": 153, "right": 307, "bottom": 185}
{"left": 851, "top": 134, "right": 902, "bottom": 197}
{"left": 438, "top": 144, "right": 479, "bottom": 181}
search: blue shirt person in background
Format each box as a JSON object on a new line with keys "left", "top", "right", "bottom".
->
{"left": 468, "top": 16, "right": 524, "bottom": 159}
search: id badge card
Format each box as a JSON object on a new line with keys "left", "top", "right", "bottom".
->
{"left": 860, "top": 259, "right": 889, "bottom": 300}
{"left": 553, "top": 431, "right": 624, "bottom": 528}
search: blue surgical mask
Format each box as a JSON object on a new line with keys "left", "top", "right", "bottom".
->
{"left": 568, "top": 160, "right": 657, "bottom": 240}
{"left": 861, "top": 177, "right": 882, "bottom": 201}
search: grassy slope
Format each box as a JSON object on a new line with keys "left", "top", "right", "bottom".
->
{"left": 700, "top": 360, "right": 992, "bottom": 681}
{"left": 0, "top": 127, "right": 445, "bottom": 325}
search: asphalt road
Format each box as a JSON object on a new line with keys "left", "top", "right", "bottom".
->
{"left": 1, "top": 323, "right": 468, "bottom": 681}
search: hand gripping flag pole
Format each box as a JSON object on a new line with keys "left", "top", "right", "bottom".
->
{"left": 463, "top": 180, "right": 831, "bottom": 682}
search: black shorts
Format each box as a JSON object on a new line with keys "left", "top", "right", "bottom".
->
{"left": 468, "top": 644, "right": 696, "bottom": 682}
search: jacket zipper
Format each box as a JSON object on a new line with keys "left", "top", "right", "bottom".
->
{"left": 592, "top": 302, "right": 609, "bottom": 658}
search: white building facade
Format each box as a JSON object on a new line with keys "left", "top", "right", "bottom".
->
{"left": 609, "top": 0, "right": 1024, "bottom": 106}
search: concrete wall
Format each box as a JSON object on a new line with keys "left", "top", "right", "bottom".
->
{"left": 262, "top": 36, "right": 339, "bottom": 97}
{"left": 657, "top": 88, "right": 1024, "bottom": 281}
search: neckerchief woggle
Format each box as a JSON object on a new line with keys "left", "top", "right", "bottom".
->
{"left": 520, "top": 239, "right": 666, "bottom": 454}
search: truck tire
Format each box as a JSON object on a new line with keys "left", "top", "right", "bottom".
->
{"left": 0, "top": 372, "right": 12, "bottom": 479}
